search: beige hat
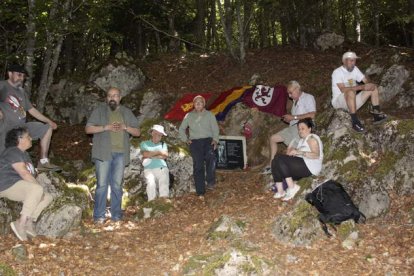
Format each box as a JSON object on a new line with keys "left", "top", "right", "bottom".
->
{"left": 149, "top": 124, "right": 167, "bottom": 136}
{"left": 193, "top": 95, "right": 206, "bottom": 104}
{"left": 342, "top": 51, "right": 359, "bottom": 61}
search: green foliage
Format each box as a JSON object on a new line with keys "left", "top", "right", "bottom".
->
{"left": 374, "top": 151, "right": 400, "bottom": 180}
{"left": 0, "top": 263, "right": 16, "bottom": 276}
{"left": 288, "top": 201, "right": 316, "bottom": 235}
{"left": 396, "top": 120, "right": 414, "bottom": 136}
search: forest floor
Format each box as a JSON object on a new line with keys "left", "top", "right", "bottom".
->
{"left": 1, "top": 45, "right": 414, "bottom": 275}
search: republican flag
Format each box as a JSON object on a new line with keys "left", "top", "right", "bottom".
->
{"left": 209, "top": 86, "right": 253, "bottom": 121}
{"left": 241, "top": 85, "right": 288, "bottom": 117}
{"left": 164, "top": 93, "right": 213, "bottom": 121}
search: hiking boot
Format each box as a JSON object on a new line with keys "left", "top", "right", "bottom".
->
{"left": 282, "top": 184, "right": 300, "bottom": 201}
{"left": 206, "top": 185, "right": 215, "bottom": 191}
{"left": 273, "top": 191, "right": 286, "bottom": 199}
{"left": 352, "top": 121, "right": 366, "bottom": 133}
{"left": 94, "top": 218, "right": 106, "bottom": 225}
{"left": 25, "top": 221, "right": 37, "bottom": 238}
{"left": 260, "top": 166, "right": 271, "bottom": 175}
{"left": 10, "top": 221, "right": 28, "bottom": 241}
{"left": 369, "top": 106, "right": 385, "bottom": 115}
{"left": 37, "top": 161, "right": 62, "bottom": 172}
{"left": 373, "top": 113, "right": 388, "bottom": 125}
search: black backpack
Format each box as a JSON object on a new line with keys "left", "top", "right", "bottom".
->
{"left": 305, "top": 180, "right": 366, "bottom": 236}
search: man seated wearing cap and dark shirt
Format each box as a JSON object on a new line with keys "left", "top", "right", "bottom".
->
{"left": 0, "top": 64, "right": 61, "bottom": 171}
{"left": 331, "top": 51, "right": 387, "bottom": 133}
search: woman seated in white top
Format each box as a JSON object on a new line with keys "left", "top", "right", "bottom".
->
{"left": 271, "top": 118, "right": 323, "bottom": 201}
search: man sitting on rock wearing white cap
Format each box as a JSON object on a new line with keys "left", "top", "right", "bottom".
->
{"left": 331, "top": 51, "right": 387, "bottom": 133}
{"left": 140, "top": 124, "right": 170, "bottom": 201}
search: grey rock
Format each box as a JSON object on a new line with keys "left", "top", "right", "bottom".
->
{"left": 272, "top": 200, "right": 322, "bottom": 246}
{"left": 124, "top": 120, "right": 195, "bottom": 199}
{"left": 11, "top": 244, "right": 28, "bottom": 262}
{"left": 94, "top": 64, "right": 145, "bottom": 97}
{"left": 207, "top": 215, "right": 245, "bottom": 240}
{"left": 36, "top": 204, "right": 82, "bottom": 238}
{"left": 358, "top": 191, "right": 390, "bottom": 219}
{"left": 136, "top": 89, "right": 164, "bottom": 125}
{"left": 315, "top": 32, "right": 344, "bottom": 51}
{"left": 342, "top": 231, "right": 359, "bottom": 250}
{"left": 379, "top": 65, "right": 410, "bottom": 103}
{"left": 397, "top": 82, "right": 414, "bottom": 108}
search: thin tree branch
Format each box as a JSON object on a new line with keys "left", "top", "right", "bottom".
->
{"left": 129, "top": 10, "right": 210, "bottom": 52}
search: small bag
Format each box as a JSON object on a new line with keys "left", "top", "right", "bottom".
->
{"left": 305, "top": 180, "right": 366, "bottom": 236}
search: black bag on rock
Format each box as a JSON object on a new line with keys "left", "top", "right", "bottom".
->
{"left": 305, "top": 180, "right": 366, "bottom": 237}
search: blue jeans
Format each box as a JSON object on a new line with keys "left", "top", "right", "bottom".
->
{"left": 190, "top": 138, "right": 216, "bottom": 195}
{"left": 93, "top": 152, "right": 125, "bottom": 221}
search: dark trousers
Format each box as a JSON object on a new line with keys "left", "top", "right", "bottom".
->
{"left": 271, "top": 154, "right": 312, "bottom": 182}
{"left": 190, "top": 138, "right": 216, "bottom": 195}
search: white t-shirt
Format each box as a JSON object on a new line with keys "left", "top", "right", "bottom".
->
{"left": 290, "top": 92, "right": 316, "bottom": 126}
{"left": 296, "top": 133, "right": 323, "bottom": 176}
{"left": 331, "top": 65, "right": 365, "bottom": 105}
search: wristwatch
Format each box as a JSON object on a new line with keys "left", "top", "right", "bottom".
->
{"left": 294, "top": 115, "right": 298, "bottom": 120}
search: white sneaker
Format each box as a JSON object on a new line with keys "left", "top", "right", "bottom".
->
{"left": 273, "top": 191, "right": 286, "bottom": 199}
{"left": 282, "top": 184, "right": 301, "bottom": 201}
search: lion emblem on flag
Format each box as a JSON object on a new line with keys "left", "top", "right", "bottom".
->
{"left": 252, "top": 85, "right": 274, "bottom": 106}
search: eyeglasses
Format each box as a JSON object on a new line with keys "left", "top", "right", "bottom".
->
{"left": 19, "top": 134, "right": 32, "bottom": 140}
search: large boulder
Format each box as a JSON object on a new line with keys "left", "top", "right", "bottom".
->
{"left": 379, "top": 65, "right": 410, "bottom": 104}
{"left": 315, "top": 32, "right": 344, "bottom": 51}
{"left": 123, "top": 121, "right": 195, "bottom": 204}
{"left": 221, "top": 102, "right": 285, "bottom": 167}
{"left": 94, "top": 64, "right": 145, "bottom": 97}
{"left": 272, "top": 200, "right": 322, "bottom": 246}
{"left": 36, "top": 204, "right": 82, "bottom": 238}
{"left": 45, "top": 56, "right": 145, "bottom": 124}
{"left": 0, "top": 172, "right": 91, "bottom": 237}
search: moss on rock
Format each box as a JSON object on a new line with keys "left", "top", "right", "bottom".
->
{"left": 0, "top": 263, "right": 16, "bottom": 276}
{"left": 375, "top": 151, "right": 400, "bottom": 180}
{"left": 46, "top": 184, "right": 92, "bottom": 218}
{"left": 288, "top": 201, "right": 317, "bottom": 235}
{"left": 396, "top": 119, "right": 414, "bottom": 136}
{"left": 336, "top": 220, "right": 356, "bottom": 241}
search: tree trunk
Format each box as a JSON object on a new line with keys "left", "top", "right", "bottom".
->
{"left": 373, "top": 1, "right": 380, "bottom": 46}
{"left": 36, "top": 0, "right": 71, "bottom": 112}
{"left": 236, "top": 0, "right": 245, "bottom": 64}
{"left": 354, "top": 0, "right": 361, "bottom": 42}
{"left": 411, "top": 0, "right": 414, "bottom": 46}
{"left": 155, "top": 31, "right": 162, "bottom": 53}
{"left": 168, "top": 14, "right": 180, "bottom": 52}
{"left": 194, "top": 0, "right": 206, "bottom": 47}
{"left": 25, "top": 0, "right": 36, "bottom": 96}
{"left": 217, "top": 0, "right": 236, "bottom": 59}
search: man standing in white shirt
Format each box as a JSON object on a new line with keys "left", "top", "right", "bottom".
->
{"left": 331, "top": 51, "right": 387, "bottom": 133}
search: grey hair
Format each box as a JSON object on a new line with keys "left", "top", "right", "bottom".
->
{"left": 287, "top": 80, "right": 301, "bottom": 90}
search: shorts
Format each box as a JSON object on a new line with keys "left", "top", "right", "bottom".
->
{"left": 332, "top": 92, "right": 368, "bottom": 111}
{"left": 278, "top": 125, "right": 299, "bottom": 146}
{"left": 25, "top": 122, "right": 50, "bottom": 140}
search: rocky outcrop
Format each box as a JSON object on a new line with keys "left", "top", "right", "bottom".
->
{"left": 379, "top": 64, "right": 410, "bottom": 103}
{"left": 315, "top": 32, "right": 344, "bottom": 51}
{"left": 0, "top": 172, "right": 91, "bottom": 237}
{"left": 271, "top": 107, "right": 414, "bottom": 246}
{"left": 123, "top": 121, "right": 195, "bottom": 204}
{"left": 45, "top": 54, "right": 145, "bottom": 124}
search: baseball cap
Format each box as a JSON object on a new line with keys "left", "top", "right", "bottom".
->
{"left": 342, "top": 52, "right": 359, "bottom": 61}
{"left": 7, "top": 64, "right": 27, "bottom": 74}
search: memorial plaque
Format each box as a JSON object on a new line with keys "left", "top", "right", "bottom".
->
{"left": 216, "top": 135, "right": 247, "bottom": 170}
